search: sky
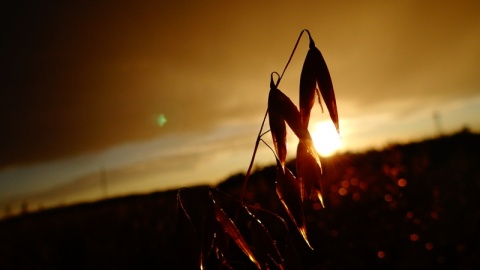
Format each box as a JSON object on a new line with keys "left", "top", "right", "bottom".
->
{"left": 1, "top": 0, "right": 480, "bottom": 216}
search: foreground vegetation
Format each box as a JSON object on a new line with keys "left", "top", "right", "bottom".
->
{"left": 0, "top": 130, "right": 479, "bottom": 269}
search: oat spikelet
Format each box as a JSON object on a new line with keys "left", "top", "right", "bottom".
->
{"left": 300, "top": 32, "right": 339, "bottom": 133}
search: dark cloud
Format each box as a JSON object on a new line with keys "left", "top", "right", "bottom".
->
{"left": 329, "top": 1, "right": 480, "bottom": 110}
{"left": 2, "top": 0, "right": 479, "bottom": 168}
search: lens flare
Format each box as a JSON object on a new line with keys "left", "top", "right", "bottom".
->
{"left": 157, "top": 114, "right": 167, "bottom": 127}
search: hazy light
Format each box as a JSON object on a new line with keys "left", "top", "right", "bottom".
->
{"left": 310, "top": 121, "right": 343, "bottom": 157}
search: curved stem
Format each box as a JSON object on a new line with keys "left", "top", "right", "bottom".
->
{"left": 239, "top": 108, "right": 269, "bottom": 203}
{"left": 277, "top": 29, "right": 308, "bottom": 87}
{"left": 239, "top": 29, "right": 310, "bottom": 204}
{"left": 260, "top": 138, "right": 278, "bottom": 161}
{"left": 260, "top": 129, "right": 271, "bottom": 137}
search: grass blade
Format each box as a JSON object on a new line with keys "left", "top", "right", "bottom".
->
{"left": 213, "top": 204, "right": 262, "bottom": 269}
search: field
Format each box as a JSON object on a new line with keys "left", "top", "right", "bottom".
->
{"left": 1, "top": 130, "right": 479, "bottom": 269}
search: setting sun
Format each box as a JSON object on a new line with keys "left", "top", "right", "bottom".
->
{"left": 310, "top": 121, "right": 343, "bottom": 156}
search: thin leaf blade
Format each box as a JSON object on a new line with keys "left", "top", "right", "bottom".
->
{"left": 177, "top": 188, "right": 217, "bottom": 269}
{"left": 213, "top": 204, "right": 262, "bottom": 269}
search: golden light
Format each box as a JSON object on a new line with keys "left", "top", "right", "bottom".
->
{"left": 309, "top": 121, "right": 343, "bottom": 157}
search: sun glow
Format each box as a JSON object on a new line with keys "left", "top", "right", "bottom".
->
{"left": 310, "top": 121, "right": 342, "bottom": 157}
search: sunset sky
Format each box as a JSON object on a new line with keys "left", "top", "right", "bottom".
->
{"left": 1, "top": 0, "right": 480, "bottom": 216}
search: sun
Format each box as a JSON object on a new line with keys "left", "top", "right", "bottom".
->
{"left": 309, "top": 121, "right": 342, "bottom": 157}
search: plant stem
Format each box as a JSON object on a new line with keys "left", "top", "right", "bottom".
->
{"left": 238, "top": 29, "right": 309, "bottom": 204}
{"left": 277, "top": 29, "right": 308, "bottom": 87}
{"left": 239, "top": 108, "right": 269, "bottom": 203}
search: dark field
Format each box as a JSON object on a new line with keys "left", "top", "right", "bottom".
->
{"left": 1, "top": 130, "right": 479, "bottom": 269}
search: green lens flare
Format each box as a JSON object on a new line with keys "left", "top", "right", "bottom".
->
{"left": 157, "top": 114, "right": 167, "bottom": 127}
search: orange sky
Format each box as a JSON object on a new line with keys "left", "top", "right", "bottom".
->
{"left": 1, "top": 0, "right": 480, "bottom": 215}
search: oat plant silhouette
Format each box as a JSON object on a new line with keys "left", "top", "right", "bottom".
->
{"left": 177, "top": 29, "right": 339, "bottom": 270}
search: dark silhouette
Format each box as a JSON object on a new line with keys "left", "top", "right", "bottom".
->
{"left": 0, "top": 130, "right": 479, "bottom": 269}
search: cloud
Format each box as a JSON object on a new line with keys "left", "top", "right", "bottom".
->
{"left": 0, "top": 119, "right": 270, "bottom": 211}
{"left": 315, "top": 1, "right": 480, "bottom": 109}
{"left": 1, "top": 0, "right": 479, "bottom": 171}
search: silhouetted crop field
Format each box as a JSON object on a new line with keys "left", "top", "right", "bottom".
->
{"left": 1, "top": 130, "right": 479, "bottom": 269}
